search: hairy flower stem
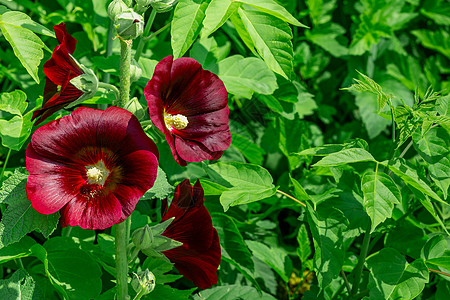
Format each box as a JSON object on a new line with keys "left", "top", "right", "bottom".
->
{"left": 115, "top": 221, "right": 129, "bottom": 300}
{"left": 351, "top": 222, "right": 372, "bottom": 296}
{"left": 119, "top": 39, "right": 132, "bottom": 108}
{"left": 135, "top": 9, "right": 157, "bottom": 63}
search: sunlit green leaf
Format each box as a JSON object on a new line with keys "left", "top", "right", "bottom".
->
{"left": 314, "top": 148, "right": 376, "bottom": 167}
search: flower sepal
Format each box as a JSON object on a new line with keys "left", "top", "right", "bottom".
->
{"left": 131, "top": 269, "right": 156, "bottom": 296}
{"left": 67, "top": 66, "right": 99, "bottom": 108}
{"left": 131, "top": 219, "right": 183, "bottom": 257}
{"left": 123, "top": 97, "right": 145, "bottom": 120}
{"left": 108, "top": 0, "right": 129, "bottom": 21}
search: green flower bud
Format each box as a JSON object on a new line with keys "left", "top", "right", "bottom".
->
{"left": 131, "top": 269, "right": 156, "bottom": 295}
{"left": 135, "top": 0, "right": 151, "bottom": 14}
{"left": 150, "top": 0, "right": 179, "bottom": 13}
{"left": 115, "top": 10, "right": 144, "bottom": 40}
{"left": 67, "top": 61, "right": 98, "bottom": 108}
{"left": 130, "top": 59, "right": 142, "bottom": 83}
{"left": 123, "top": 97, "right": 145, "bottom": 120}
{"left": 108, "top": 0, "right": 128, "bottom": 21}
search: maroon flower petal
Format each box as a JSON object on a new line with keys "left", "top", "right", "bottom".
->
{"left": 60, "top": 191, "right": 123, "bottom": 230}
{"left": 145, "top": 55, "right": 231, "bottom": 165}
{"left": 161, "top": 180, "right": 221, "bottom": 289}
{"left": 26, "top": 107, "right": 159, "bottom": 230}
{"left": 54, "top": 23, "right": 76, "bottom": 54}
{"left": 163, "top": 230, "right": 220, "bottom": 289}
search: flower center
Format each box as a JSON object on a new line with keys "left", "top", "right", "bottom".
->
{"left": 164, "top": 113, "right": 189, "bottom": 131}
{"left": 85, "top": 160, "right": 110, "bottom": 185}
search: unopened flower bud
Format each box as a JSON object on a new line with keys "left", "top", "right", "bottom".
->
{"left": 108, "top": 0, "right": 128, "bottom": 21}
{"left": 132, "top": 269, "right": 156, "bottom": 295}
{"left": 150, "top": 0, "right": 179, "bottom": 12}
{"left": 67, "top": 62, "right": 99, "bottom": 108}
{"left": 124, "top": 97, "right": 145, "bottom": 120}
{"left": 130, "top": 59, "right": 142, "bottom": 82}
{"left": 135, "top": 0, "right": 151, "bottom": 14}
{"left": 132, "top": 225, "right": 153, "bottom": 250}
{"left": 115, "top": 10, "right": 144, "bottom": 40}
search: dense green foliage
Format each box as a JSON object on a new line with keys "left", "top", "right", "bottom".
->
{"left": 0, "top": 0, "right": 449, "bottom": 299}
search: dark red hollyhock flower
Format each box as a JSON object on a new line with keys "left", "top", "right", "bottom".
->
{"left": 145, "top": 55, "right": 231, "bottom": 166}
{"left": 26, "top": 107, "right": 159, "bottom": 230}
{"left": 32, "top": 23, "right": 96, "bottom": 125}
{"left": 160, "top": 179, "right": 221, "bottom": 289}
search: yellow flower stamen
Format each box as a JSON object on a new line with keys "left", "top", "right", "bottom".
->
{"left": 86, "top": 160, "right": 110, "bottom": 185}
{"left": 164, "top": 113, "right": 189, "bottom": 131}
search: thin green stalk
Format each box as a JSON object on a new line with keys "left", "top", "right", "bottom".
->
{"left": 104, "top": 21, "right": 115, "bottom": 85}
{"left": 144, "top": 22, "right": 171, "bottom": 41}
{"left": 351, "top": 222, "right": 372, "bottom": 296}
{"left": 277, "top": 190, "right": 306, "bottom": 207}
{"left": 119, "top": 39, "right": 133, "bottom": 108}
{"left": 341, "top": 269, "right": 351, "bottom": 296}
{"left": 0, "top": 148, "right": 12, "bottom": 181}
{"left": 115, "top": 221, "right": 129, "bottom": 300}
{"left": 135, "top": 9, "right": 157, "bottom": 62}
{"left": 98, "top": 82, "right": 120, "bottom": 103}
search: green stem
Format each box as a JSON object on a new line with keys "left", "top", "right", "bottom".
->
{"left": 351, "top": 222, "right": 372, "bottom": 296}
{"left": 115, "top": 221, "right": 129, "bottom": 300}
{"left": 119, "top": 39, "right": 132, "bottom": 108}
{"left": 341, "top": 269, "right": 351, "bottom": 296}
{"left": 135, "top": 9, "right": 157, "bottom": 63}
{"left": 144, "top": 22, "right": 171, "bottom": 41}
{"left": 0, "top": 148, "right": 12, "bottom": 182}
{"left": 98, "top": 82, "right": 120, "bottom": 103}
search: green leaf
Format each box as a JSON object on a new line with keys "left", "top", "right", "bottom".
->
{"left": 171, "top": 0, "right": 209, "bottom": 59}
{"left": 385, "top": 159, "right": 446, "bottom": 206}
{"left": 212, "top": 213, "right": 254, "bottom": 272}
{"left": 207, "top": 162, "right": 277, "bottom": 211}
{"left": 0, "top": 269, "right": 36, "bottom": 299}
{"left": 411, "top": 29, "right": 450, "bottom": 59}
{"left": 306, "top": 204, "right": 347, "bottom": 288}
{"left": 231, "top": 133, "right": 265, "bottom": 165}
{"left": 313, "top": 148, "right": 376, "bottom": 167}
{"left": 32, "top": 242, "right": 102, "bottom": 300}
{"left": 201, "top": 0, "right": 241, "bottom": 38}
{"left": 306, "top": 0, "right": 337, "bottom": 26}
{"left": 150, "top": 284, "right": 195, "bottom": 299}
{"left": 426, "top": 257, "right": 450, "bottom": 269}
{"left": 142, "top": 257, "right": 181, "bottom": 284}
{"left": 305, "top": 23, "right": 348, "bottom": 57}
{"left": 141, "top": 167, "right": 174, "bottom": 200}
{"left": 0, "top": 169, "right": 59, "bottom": 248}
{"left": 217, "top": 55, "right": 277, "bottom": 99}
{"left": 0, "top": 90, "right": 33, "bottom": 151}
{"left": 194, "top": 285, "right": 277, "bottom": 300}
{"left": 362, "top": 170, "right": 401, "bottom": 233}
{"left": 412, "top": 127, "right": 450, "bottom": 198}
{"left": 366, "top": 248, "right": 429, "bottom": 300}
{"left": 246, "top": 240, "right": 292, "bottom": 283}
{"left": 0, "top": 235, "right": 35, "bottom": 264}
{"left": 237, "top": 7, "right": 294, "bottom": 79}
{"left": 236, "top": 0, "right": 306, "bottom": 27}
{"left": 0, "top": 11, "right": 45, "bottom": 83}
{"left": 296, "top": 224, "right": 312, "bottom": 264}
{"left": 420, "top": 0, "right": 450, "bottom": 25}
{"left": 296, "top": 139, "right": 369, "bottom": 156}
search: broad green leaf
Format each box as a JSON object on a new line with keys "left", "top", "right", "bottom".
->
{"left": 0, "top": 90, "right": 33, "bottom": 151}
{"left": 366, "top": 248, "right": 429, "bottom": 300}
{"left": 279, "top": 117, "right": 311, "bottom": 171}
{"left": 142, "top": 257, "right": 181, "bottom": 284}
{"left": 385, "top": 221, "right": 428, "bottom": 259}
{"left": 362, "top": 170, "right": 401, "bottom": 233}
{"left": 201, "top": 0, "right": 241, "bottom": 38}
{"left": 426, "top": 257, "right": 450, "bottom": 269}
{"left": 384, "top": 159, "right": 446, "bottom": 205}
{"left": 0, "top": 235, "right": 35, "bottom": 264}
{"left": 151, "top": 284, "right": 196, "bottom": 298}
{"left": 32, "top": 243, "right": 102, "bottom": 300}
{"left": 246, "top": 240, "right": 292, "bottom": 283}
{"left": 0, "top": 169, "right": 59, "bottom": 248}
{"left": 290, "top": 175, "right": 313, "bottom": 204}
{"left": 231, "top": 133, "right": 265, "bottom": 165}
{"left": 256, "top": 94, "right": 284, "bottom": 114}
{"left": 0, "top": 11, "right": 45, "bottom": 83}
{"left": 171, "top": 0, "right": 209, "bottom": 59}
{"left": 218, "top": 55, "right": 277, "bottom": 99}
{"left": 411, "top": 29, "right": 450, "bottom": 59}
{"left": 194, "top": 285, "right": 277, "bottom": 300}
{"left": 306, "top": 204, "right": 347, "bottom": 288}
{"left": 314, "top": 148, "right": 376, "bottom": 167}
{"left": 236, "top": 0, "right": 306, "bottom": 27}
{"left": 207, "top": 162, "right": 277, "bottom": 211}
{"left": 412, "top": 127, "right": 450, "bottom": 198}
{"left": 306, "top": 0, "right": 337, "bottom": 25}
{"left": 212, "top": 213, "right": 254, "bottom": 271}
{"left": 349, "top": 14, "right": 391, "bottom": 55}
{"left": 237, "top": 7, "right": 294, "bottom": 79}
{"left": 305, "top": 23, "right": 348, "bottom": 57}
{"left": 296, "top": 139, "right": 369, "bottom": 156}
{"left": 296, "top": 224, "right": 312, "bottom": 263}
{"left": 421, "top": 235, "right": 450, "bottom": 279}
{"left": 141, "top": 167, "right": 174, "bottom": 200}
{"left": 420, "top": 0, "right": 450, "bottom": 25}
{"left": 0, "top": 269, "right": 36, "bottom": 299}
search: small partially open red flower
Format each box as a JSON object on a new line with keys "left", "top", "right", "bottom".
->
{"left": 160, "top": 179, "right": 221, "bottom": 289}
{"left": 26, "top": 107, "right": 159, "bottom": 230}
{"left": 32, "top": 23, "right": 98, "bottom": 125}
{"left": 145, "top": 55, "right": 231, "bottom": 166}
